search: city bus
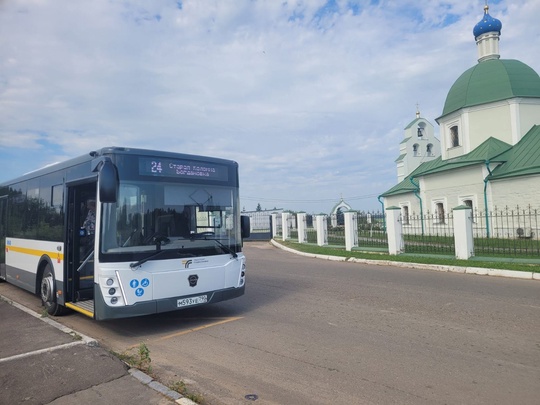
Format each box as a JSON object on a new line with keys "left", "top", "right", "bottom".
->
{"left": 0, "top": 147, "right": 250, "bottom": 320}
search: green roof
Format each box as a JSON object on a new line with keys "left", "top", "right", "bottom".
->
{"left": 440, "top": 59, "right": 540, "bottom": 118}
{"left": 489, "top": 125, "right": 540, "bottom": 180}
{"left": 380, "top": 158, "right": 444, "bottom": 197}
{"left": 380, "top": 137, "right": 512, "bottom": 197}
{"left": 411, "top": 137, "right": 511, "bottom": 177}
{"left": 379, "top": 175, "right": 417, "bottom": 197}
{"left": 381, "top": 129, "right": 540, "bottom": 198}
{"left": 400, "top": 137, "right": 411, "bottom": 144}
{"left": 416, "top": 137, "right": 511, "bottom": 177}
{"left": 395, "top": 153, "right": 406, "bottom": 162}
{"left": 459, "top": 137, "right": 512, "bottom": 162}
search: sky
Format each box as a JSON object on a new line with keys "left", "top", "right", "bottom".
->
{"left": 1, "top": 0, "right": 539, "bottom": 214}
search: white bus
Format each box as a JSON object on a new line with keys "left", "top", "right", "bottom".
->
{"left": 0, "top": 147, "right": 250, "bottom": 320}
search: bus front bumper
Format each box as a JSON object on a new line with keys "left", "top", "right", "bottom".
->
{"left": 93, "top": 285, "right": 245, "bottom": 320}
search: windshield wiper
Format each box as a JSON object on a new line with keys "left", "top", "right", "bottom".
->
{"left": 130, "top": 249, "right": 195, "bottom": 268}
{"left": 130, "top": 233, "right": 172, "bottom": 268}
{"left": 130, "top": 249, "right": 168, "bottom": 268}
{"left": 190, "top": 233, "right": 238, "bottom": 259}
{"left": 213, "top": 239, "right": 238, "bottom": 258}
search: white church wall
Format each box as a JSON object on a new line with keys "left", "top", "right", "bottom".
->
{"left": 421, "top": 166, "right": 486, "bottom": 213}
{"left": 468, "top": 102, "right": 513, "bottom": 148}
{"left": 477, "top": 176, "right": 540, "bottom": 239}
{"left": 518, "top": 101, "right": 540, "bottom": 141}
{"left": 397, "top": 117, "right": 441, "bottom": 181}
{"left": 397, "top": 161, "right": 406, "bottom": 183}
{"left": 490, "top": 176, "right": 540, "bottom": 210}
{"left": 440, "top": 116, "right": 465, "bottom": 160}
{"left": 384, "top": 194, "right": 418, "bottom": 215}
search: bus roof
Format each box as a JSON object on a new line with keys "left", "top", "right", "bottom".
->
{"left": 0, "top": 147, "right": 239, "bottom": 187}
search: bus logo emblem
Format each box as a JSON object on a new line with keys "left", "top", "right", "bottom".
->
{"left": 188, "top": 274, "right": 198, "bottom": 287}
{"left": 183, "top": 260, "right": 193, "bottom": 268}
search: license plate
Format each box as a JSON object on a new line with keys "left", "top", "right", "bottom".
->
{"left": 177, "top": 295, "right": 208, "bottom": 308}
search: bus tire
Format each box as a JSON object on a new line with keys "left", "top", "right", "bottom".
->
{"left": 40, "top": 264, "right": 67, "bottom": 316}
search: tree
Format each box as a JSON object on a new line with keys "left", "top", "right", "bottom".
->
{"left": 256, "top": 203, "right": 262, "bottom": 212}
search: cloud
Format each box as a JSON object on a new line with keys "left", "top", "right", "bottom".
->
{"left": 1, "top": 0, "right": 538, "bottom": 213}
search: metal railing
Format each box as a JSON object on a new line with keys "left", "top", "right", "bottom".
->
{"left": 327, "top": 216, "right": 345, "bottom": 245}
{"left": 472, "top": 206, "right": 540, "bottom": 257}
{"left": 357, "top": 212, "right": 388, "bottom": 249}
{"left": 273, "top": 205, "right": 539, "bottom": 258}
{"left": 401, "top": 211, "right": 455, "bottom": 255}
{"left": 400, "top": 205, "right": 540, "bottom": 257}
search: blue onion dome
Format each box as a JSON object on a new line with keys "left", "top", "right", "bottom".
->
{"left": 473, "top": 5, "right": 502, "bottom": 39}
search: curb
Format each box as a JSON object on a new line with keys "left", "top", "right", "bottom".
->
{"left": 0, "top": 294, "right": 198, "bottom": 405}
{"left": 270, "top": 240, "right": 539, "bottom": 281}
{"left": 0, "top": 294, "right": 97, "bottom": 346}
{"left": 129, "top": 368, "right": 198, "bottom": 405}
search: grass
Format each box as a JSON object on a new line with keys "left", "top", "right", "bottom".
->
{"left": 168, "top": 380, "right": 204, "bottom": 404}
{"left": 113, "top": 343, "right": 205, "bottom": 404}
{"left": 69, "top": 331, "right": 83, "bottom": 341}
{"left": 114, "top": 343, "right": 153, "bottom": 375}
{"left": 277, "top": 240, "right": 540, "bottom": 273}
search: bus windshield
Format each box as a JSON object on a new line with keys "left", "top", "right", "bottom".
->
{"left": 100, "top": 180, "right": 241, "bottom": 260}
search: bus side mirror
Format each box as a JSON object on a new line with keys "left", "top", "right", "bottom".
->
{"left": 241, "top": 215, "right": 251, "bottom": 239}
{"left": 93, "top": 158, "right": 118, "bottom": 203}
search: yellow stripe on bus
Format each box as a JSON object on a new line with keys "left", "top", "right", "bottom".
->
{"left": 6, "top": 245, "right": 64, "bottom": 261}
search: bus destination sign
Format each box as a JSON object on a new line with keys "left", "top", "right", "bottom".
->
{"left": 139, "top": 158, "right": 229, "bottom": 181}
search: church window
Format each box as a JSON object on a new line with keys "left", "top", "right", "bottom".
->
{"left": 450, "top": 126, "right": 459, "bottom": 147}
{"left": 435, "top": 202, "right": 445, "bottom": 224}
{"left": 401, "top": 205, "right": 410, "bottom": 225}
{"left": 427, "top": 143, "right": 433, "bottom": 156}
{"left": 413, "top": 143, "right": 419, "bottom": 156}
{"left": 461, "top": 198, "right": 475, "bottom": 222}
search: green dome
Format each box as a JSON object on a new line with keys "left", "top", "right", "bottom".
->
{"left": 441, "top": 59, "right": 540, "bottom": 117}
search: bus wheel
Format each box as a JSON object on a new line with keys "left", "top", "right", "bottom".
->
{"left": 40, "top": 264, "right": 66, "bottom": 316}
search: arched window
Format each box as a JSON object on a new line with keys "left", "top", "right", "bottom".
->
{"left": 463, "top": 199, "right": 474, "bottom": 222}
{"left": 427, "top": 143, "right": 433, "bottom": 156}
{"left": 436, "top": 202, "right": 445, "bottom": 224}
{"left": 450, "top": 126, "right": 459, "bottom": 147}
{"left": 401, "top": 205, "right": 410, "bottom": 225}
{"left": 413, "top": 143, "right": 419, "bottom": 156}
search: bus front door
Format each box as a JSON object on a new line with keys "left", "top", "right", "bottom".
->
{"left": 66, "top": 182, "right": 97, "bottom": 313}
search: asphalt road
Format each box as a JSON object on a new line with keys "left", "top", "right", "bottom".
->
{"left": 2, "top": 241, "right": 539, "bottom": 404}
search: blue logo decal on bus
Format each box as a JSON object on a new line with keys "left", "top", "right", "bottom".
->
{"left": 141, "top": 278, "right": 150, "bottom": 287}
{"left": 135, "top": 288, "right": 144, "bottom": 297}
{"left": 130, "top": 279, "right": 139, "bottom": 288}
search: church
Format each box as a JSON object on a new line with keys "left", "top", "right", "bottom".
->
{"left": 381, "top": 4, "right": 540, "bottom": 222}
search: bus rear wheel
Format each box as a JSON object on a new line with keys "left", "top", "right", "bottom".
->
{"left": 41, "top": 264, "right": 67, "bottom": 316}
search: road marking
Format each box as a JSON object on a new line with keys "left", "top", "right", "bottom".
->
{"left": 151, "top": 317, "right": 244, "bottom": 343}
{"left": 125, "top": 317, "right": 244, "bottom": 349}
{"left": 0, "top": 341, "right": 87, "bottom": 364}
{"left": 0, "top": 294, "right": 98, "bottom": 363}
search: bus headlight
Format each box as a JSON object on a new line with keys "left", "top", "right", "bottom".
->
{"left": 108, "top": 288, "right": 116, "bottom": 295}
{"left": 106, "top": 278, "right": 114, "bottom": 286}
{"left": 240, "top": 262, "right": 246, "bottom": 286}
{"left": 110, "top": 297, "right": 118, "bottom": 305}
